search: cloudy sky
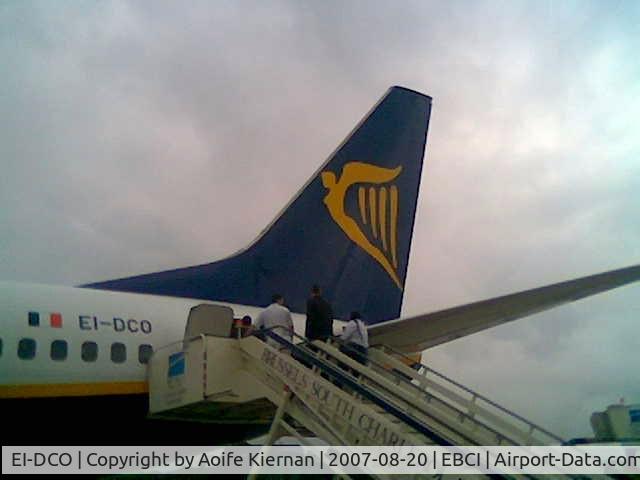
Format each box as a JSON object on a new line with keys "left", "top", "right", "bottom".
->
{"left": 1, "top": 0, "right": 638, "bottom": 439}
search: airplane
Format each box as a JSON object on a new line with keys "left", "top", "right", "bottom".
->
{"left": 1, "top": 86, "right": 638, "bottom": 444}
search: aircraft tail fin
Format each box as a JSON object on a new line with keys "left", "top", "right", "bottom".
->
{"left": 84, "top": 86, "right": 432, "bottom": 323}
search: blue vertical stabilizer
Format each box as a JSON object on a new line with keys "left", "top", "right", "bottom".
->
{"left": 84, "top": 87, "right": 432, "bottom": 323}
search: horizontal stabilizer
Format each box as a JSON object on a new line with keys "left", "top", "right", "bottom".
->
{"left": 369, "top": 264, "right": 640, "bottom": 352}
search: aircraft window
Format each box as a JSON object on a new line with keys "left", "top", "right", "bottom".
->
{"left": 111, "top": 343, "right": 126, "bottom": 363}
{"left": 138, "top": 344, "right": 153, "bottom": 364}
{"left": 18, "top": 338, "right": 36, "bottom": 360}
{"left": 50, "top": 340, "right": 68, "bottom": 361}
{"left": 82, "top": 341, "right": 98, "bottom": 362}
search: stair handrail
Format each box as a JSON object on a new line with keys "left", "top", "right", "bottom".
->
{"left": 321, "top": 336, "right": 526, "bottom": 446}
{"left": 374, "top": 343, "right": 565, "bottom": 444}
{"left": 257, "top": 328, "right": 457, "bottom": 446}
{"left": 255, "top": 329, "right": 530, "bottom": 451}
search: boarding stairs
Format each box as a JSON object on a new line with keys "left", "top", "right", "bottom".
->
{"left": 149, "top": 324, "right": 565, "bottom": 450}
{"left": 150, "top": 329, "right": 586, "bottom": 478}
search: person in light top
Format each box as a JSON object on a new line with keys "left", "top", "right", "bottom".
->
{"left": 340, "top": 311, "right": 368, "bottom": 366}
{"left": 253, "top": 294, "right": 293, "bottom": 349}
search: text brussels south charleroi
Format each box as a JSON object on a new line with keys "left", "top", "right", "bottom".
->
{"left": 260, "top": 346, "right": 408, "bottom": 446}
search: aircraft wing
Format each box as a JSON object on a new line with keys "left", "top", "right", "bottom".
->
{"left": 368, "top": 264, "right": 640, "bottom": 352}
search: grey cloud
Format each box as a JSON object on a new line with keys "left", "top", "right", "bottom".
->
{"left": 1, "top": 0, "right": 638, "bottom": 439}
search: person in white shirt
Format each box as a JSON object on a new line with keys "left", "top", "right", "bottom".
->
{"left": 253, "top": 294, "right": 294, "bottom": 349}
{"left": 340, "top": 311, "right": 369, "bottom": 366}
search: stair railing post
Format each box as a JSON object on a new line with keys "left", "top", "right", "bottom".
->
{"left": 264, "top": 388, "right": 292, "bottom": 446}
{"left": 247, "top": 388, "right": 292, "bottom": 480}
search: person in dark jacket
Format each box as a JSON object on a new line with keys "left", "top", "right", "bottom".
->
{"left": 304, "top": 285, "right": 333, "bottom": 341}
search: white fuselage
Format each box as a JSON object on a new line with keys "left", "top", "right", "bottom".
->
{"left": 0, "top": 281, "right": 310, "bottom": 398}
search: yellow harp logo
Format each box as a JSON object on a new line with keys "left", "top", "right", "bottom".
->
{"left": 321, "top": 161, "right": 403, "bottom": 290}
